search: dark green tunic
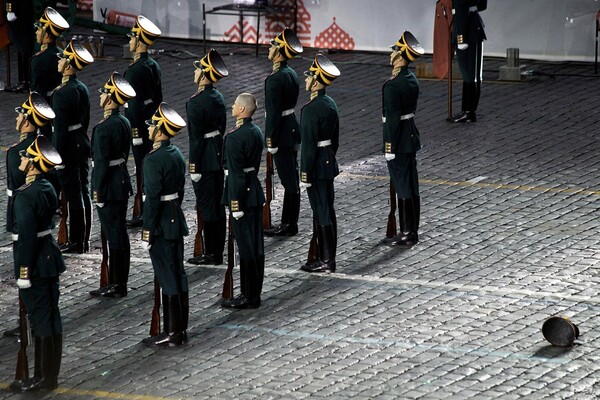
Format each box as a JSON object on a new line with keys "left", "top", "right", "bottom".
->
{"left": 6, "top": 131, "right": 37, "bottom": 232}
{"left": 142, "top": 140, "right": 188, "bottom": 295}
{"left": 186, "top": 85, "right": 226, "bottom": 221}
{"left": 12, "top": 175, "right": 66, "bottom": 337}
{"left": 265, "top": 61, "right": 301, "bottom": 192}
{"left": 382, "top": 67, "right": 421, "bottom": 199}
{"left": 124, "top": 52, "right": 163, "bottom": 170}
{"left": 31, "top": 42, "right": 62, "bottom": 101}
{"left": 453, "top": 0, "right": 487, "bottom": 83}
{"left": 91, "top": 110, "right": 133, "bottom": 248}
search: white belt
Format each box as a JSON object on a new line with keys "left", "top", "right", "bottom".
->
{"left": 317, "top": 140, "right": 332, "bottom": 147}
{"left": 12, "top": 229, "right": 52, "bottom": 241}
{"left": 160, "top": 193, "right": 178, "bottom": 201}
{"left": 109, "top": 158, "right": 125, "bottom": 166}
{"left": 144, "top": 99, "right": 153, "bottom": 105}
{"left": 224, "top": 167, "right": 255, "bottom": 176}
{"left": 68, "top": 123, "right": 82, "bottom": 131}
{"left": 204, "top": 130, "right": 220, "bottom": 139}
{"left": 7, "top": 189, "right": 12, "bottom": 197}
{"left": 282, "top": 108, "right": 294, "bottom": 116}
{"left": 400, "top": 113, "right": 415, "bottom": 120}
{"left": 469, "top": 6, "right": 477, "bottom": 12}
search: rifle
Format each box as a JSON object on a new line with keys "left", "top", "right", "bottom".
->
{"left": 57, "top": 190, "right": 68, "bottom": 245}
{"left": 149, "top": 277, "right": 160, "bottom": 336}
{"left": 99, "top": 229, "right": 109, "bottom": 287}
{"left": 262, "top": 152, "right": 274, "bottom": 229}
{"left": 386, "top": 181, "right": 397, "bottom": 238}
{"left": 222, "top": 215, "right": 234, "bottom": 300}
{"left": 131, "top": 173, "right": 143, "bottom": 221}
{"left": 306, "top": 218, "right": 319, "bottom": 265}
{"left": 193, "top": 207, "right": 204, "bottom": 257}
{"left": 14, "top": 296, "right": 29, "bottom": 384}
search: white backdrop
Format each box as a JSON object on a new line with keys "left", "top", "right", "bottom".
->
{"left": 93, "top": 0, "right": 600, "bottom": 61}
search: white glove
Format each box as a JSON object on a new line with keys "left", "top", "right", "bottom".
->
{"left": 141, "top": 241, "right": 152, "bottom": 251}
{"left": 457, "top": 43, "right": 469, "bottom": 50}
{"left": 190, "top": 173, "right": 202, "bottom": 182}
{"left": 267, "top": 147, "right": 278, "bottom": 154}
{"left": 385, "top": 153, "right": 396, "bottom": 161}
{"left": 96, "top": 203, "right": 105, "bottom": 208}
{"left": 17, "top": 279, "right": 31, "bottom": 289}
{"left": 132, "top": 138, "right": 143, "bottom": 145}
{"left": 300, "top": 182, "right": 312, "bottom": 189}
{"left": 232, "top": 211, "right": 244, "bottom": 220}
{"left": 6, "top": 12, "right": 16, "bottom": 22}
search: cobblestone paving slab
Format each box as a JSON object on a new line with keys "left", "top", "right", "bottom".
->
{"left": 0, "top": 27, "right": 599, "bottom": 399}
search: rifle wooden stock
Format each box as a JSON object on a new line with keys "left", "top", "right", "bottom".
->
{"left": 57, "top": 190, "right": 68, "bottom": 245}
{"left": 150, "top": 277, "right": 160, "bottom": 336}
{"left": 386, "top": 181, "right": 397, "bottom": 238}
{"left": 193, "top": 208, "right": 204, "bottom": 257}
{"left": 99, "top": 229, "right": 109, "bottom": 287}
{"left": 262, "top": 152, "right": 274, "bottom": 229}
{"left": 14, "top": 296, "right": 29, "bottom": 383}
{"left": 222, "top": 215, "right": 234, "bottom": 300}
{"left": 307, "top": 218, "right": 318, "bottom": 265}
{"left": 132, "top": 174, "right": 143, "bottom": 220}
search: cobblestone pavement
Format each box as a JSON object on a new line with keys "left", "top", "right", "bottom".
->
{"left": 0, "top": 27, "right": 599, "bottom": 399}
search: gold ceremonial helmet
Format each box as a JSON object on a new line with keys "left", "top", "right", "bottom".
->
{"left": 305, "top": 54, "right": 340, "bottom": 86}
{"left": 128, "top": 15, "right": 161, "bottom": 46}
{"left": 271, "top": 27, "right": 303, "bottom": 59}
{"left": 146, "top": 102, "right": 186, "bottom": 137}
{"left": 15, "top": 91, "right": 56, "bottom": 128}
{"left": 35, "top": 6, "right": 69, "bottom": 38}
{"left": 390, "top": 31, "right": 424, "bottom": 62}
{"left": 99, "top": 71, "right": 137, "bottom": 105}
{"left": 58, "top": 40, "right": 94, "bottom": 71}
{"left": 194, "top": 49, "right": 229, "bottom": 83}
{"left": 23, "top": 135, "right": 62, "bottom": 173}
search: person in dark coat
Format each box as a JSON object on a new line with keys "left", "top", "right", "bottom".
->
{"left": 124, "top": 15, "right": 163, "bottom": 227}
{"left": 9, "top": 135, "right": 65, "bottom": 392}
{"left": 31, "top": 6, "right": 69, "bottom": 141}
{"left": 221, "top": 93, "right": 266, "bottom": 309}
{"left": 4, "top": 92, "right": 55, "bottom": 339}
{"left": 383, "top": 31, "right": 424, "bottom": 246}
{"left": 299, "top": 55, "right": 340, "bottom": 274}
{"left": 5, "top": 0, "right": 34, "bottom": 92}
{"left": 52, "top": 40, "right": 94, "bottom": 254}
{"left": 140, "top": 102, "right": 189, "bottom": 347}
{"left": 448, "top": 0, "right": 487, "bottom": 123}
{"left": 89, "top": 72, "right": 136, "bottom": 298}
{"left": 263, "top": 28, "right": 303, "bottom": 237}
{"left": 186, "top": 49, "right": 228, "bottom": 266}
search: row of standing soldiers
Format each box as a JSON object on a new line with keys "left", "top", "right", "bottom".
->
{"left": 4, "top": 1, "right": 487, "bottom": 392}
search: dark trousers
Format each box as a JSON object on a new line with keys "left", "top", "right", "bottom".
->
{"left": 20, "top": 278, "right": 61, "bottom": 337}
{"left": 57, "top": 161, "right": 90, "bottom": 209}
{"left": 231, "top": 207, "right": 264, "bottom": 298}
{"left": 306, "top": 179, "right": 336, "bottom": 226}
{"left": 192, "top": 171, "right": 225, "bottom": 222}
{"left": 457, "top": 40, "right": 483, "bottom": 112}
{"left": 97, "top": 200, "right": 129, "bottom": 250}
{"left": 387, "top": 153, "right": 419, "bottom": 199}
{"left": 273, "top": 146, "right": 300, "bottom": 193}
{"left": 149, "top": 236, "right": 188, "bottom": 296}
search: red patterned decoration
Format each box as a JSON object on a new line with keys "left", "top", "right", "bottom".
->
{"left": 314, "top": 17, "right": 355, "bottom": 50}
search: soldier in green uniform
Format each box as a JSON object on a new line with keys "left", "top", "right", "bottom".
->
{"left": 221, "top": 93, "right": 266, "bottom": 309}
{"left": 4, "top": 0, "right": 34, "bottom": 92}
{"left": 383, "top": 32, "right": 424, "bottom": 246}
{"left": 52, "top": 40, "right": 94, "bottom": 254}
{"left": 141, "top": 103, "right": 189, "bottom": 347}
{"left": 124, "top": 15, "right": 163, "bottom": 228}
{"left": 4, "top": 92, "right": 55, "bottom": 338}
{"left": 31, "top": 6, "right": 69, "bottom": 141}
{"left": 89, "top": 72, "right": 136, "bottom": 298}
{"left": 9, "top": 135, "right": 65, "bottom": 392}
{"left": 264, "top": 28, "right": 303, "bottom": 237}
{"left": 186, "top": 49, "right": 228, "bottom": 266}
{"left": 448, "top": 0, "right": 487, "bottom": 123}
{"left": 299, "top": 55, "right": 340, "bottom": 274}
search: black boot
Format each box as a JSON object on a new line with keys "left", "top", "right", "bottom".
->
{"left": 91, "top": 249, "right": 128, "bottom": 297}
{"left": 264, "top": 191, "right": 299, "bottom": 236}
{"left": 222, "top": 259, "right": 261, "bottom": 309}
{"left": 302, "top": 218, "right": 320, "bottom": 269}
{"left": 60, "top": 205, "right": 85, "bottom": 254}
{"left": 392, "top": 198, "right": 418, "bottom": 246}
{"left": 83, "top": 195, "right": 92, "bottom": 253}
{"left": 301, "top": 225, "right": 336, "bottom": 273}
{"left": 413, "top": 196, "right": 421, "bottom": 242}
{"left": 3, "top": 326, "right": 20, "bottom": 337}
{"left": 17, "top": 336, "right": 58, "bottom": 391}
{"left": 187, "top": 221, "right": 223, "bottom": 265}
{"left": 142, "top": 294, "right": 183, "bottom": 347}
{"left": 180, "top": 292, "right": 189, "bottom": 343}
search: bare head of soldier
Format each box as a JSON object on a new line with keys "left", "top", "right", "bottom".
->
{"left": 232, "top": 93, "right": 257, "bottom": 119}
